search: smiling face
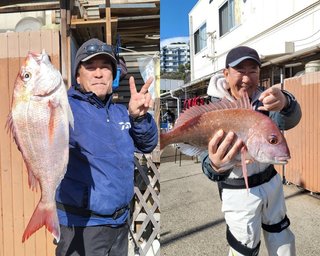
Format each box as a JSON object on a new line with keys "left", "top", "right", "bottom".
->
{"left": 223, "top": 59, "right": 260, "bottom": 99}
{"left": 76, "top": 55, "right": 114, "bottom": 100}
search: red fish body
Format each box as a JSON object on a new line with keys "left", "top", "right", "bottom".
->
{"left": 161, "top": 93, "right": 290, "bottom": 189}
{"left": 7, "top": 51, "right": 73, "bottom": 242}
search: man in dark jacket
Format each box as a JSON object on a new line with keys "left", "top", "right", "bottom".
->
{"left": 55, "top": 38, "right": 158, "bottom": 256}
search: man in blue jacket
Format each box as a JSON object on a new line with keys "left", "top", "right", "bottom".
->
{"left": 55, "top": 38, "right": 158, "bottom": 256}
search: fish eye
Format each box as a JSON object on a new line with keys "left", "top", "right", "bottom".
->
{"left": 268, "top": 135, "right": 278, "bottom": 145}
{"left": 22, "top": 71, "right": 32, "bottom": 81}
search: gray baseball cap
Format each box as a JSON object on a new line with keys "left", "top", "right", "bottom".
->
{"left": 73, "top": 38, "right": 117, "bottom": 79}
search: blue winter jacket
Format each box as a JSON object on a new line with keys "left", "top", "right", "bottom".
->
{"left": 55, "top": 86, "right": 158, "bottom": 227}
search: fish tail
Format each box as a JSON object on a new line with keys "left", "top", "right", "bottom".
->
{"left": 22, "top": 201, "right": 60, "bottom": 243}
{"left": 241, "top": 147, "right": 249, "bottom": 194}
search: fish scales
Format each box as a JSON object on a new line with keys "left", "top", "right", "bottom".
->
{"left": 13, "top": 91, "right": 68, "bottom": 191}
{"left": 162, "top": 108, "right": 264, "bottom": 150}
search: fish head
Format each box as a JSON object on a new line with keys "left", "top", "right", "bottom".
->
{"left": 13, "top": 50, "right": 63, "bottom": 102}
{"left": 246, "top": 118, "right": 290, "bottom": 165}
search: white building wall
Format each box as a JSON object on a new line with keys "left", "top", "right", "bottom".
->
{"left": 189, "top": 0, "right": 320, "bottom": 81}
{"left": 0, "top": 11, "right": 54, "bottom": 32}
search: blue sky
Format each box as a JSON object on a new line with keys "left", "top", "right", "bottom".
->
{"left": 160, "top": 0, "right": 198, "bottom": 46}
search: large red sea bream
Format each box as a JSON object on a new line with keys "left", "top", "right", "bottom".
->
{"left": 160, "top": 93, "right": 290, "bottom": 190}
{"left": 6, "top": 50, "right": 73, "bottom": 242}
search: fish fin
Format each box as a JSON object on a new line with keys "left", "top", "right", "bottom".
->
{"left": 241, "top": 146, "right": 249, "bottom": 194}
{"left": 7, "top": 113, "right": 40, "bottom": 191}
{"left": 6, "top": 112, "right": 21, "bottom": 149}
{"left": 177, "top": 143, "right": 206, "bottom": 156}
{"left": 6, "top": 112, "right": 15, "bottom": 139}
{"left": 175, "top": 91, "right": 251, "bottom": 129}
{"left": 5, "top": 112, "right": 16, "bottom": 142}
{"left": 5, "top": 112, "right": 13, "bottom": 134}
{"left": 22, "top": 201, "right": 60, "bottom": 243}
{"left": 26, "top": 165, "right": 39, "bottom": 191}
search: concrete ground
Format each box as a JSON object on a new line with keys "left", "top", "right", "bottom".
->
{"left": 160, "top": 146, "right": 320, "bottom": 256}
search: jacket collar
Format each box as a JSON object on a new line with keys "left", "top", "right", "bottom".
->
{"left": 69, "top": 85, "right": 113, "bottom": 108}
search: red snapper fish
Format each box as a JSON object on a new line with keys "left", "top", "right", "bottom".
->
{"left": 6, "top": 50, "right": 73, "bottom": 242}
{"left": 160, "top": 92, "right": 290, "bottom": 190}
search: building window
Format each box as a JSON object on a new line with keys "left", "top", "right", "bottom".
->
{"left": 194, "top": 23, "right": 207, "bottom": 54}
{"left": 219, "top": 0, "right": 239, "bottom": 36}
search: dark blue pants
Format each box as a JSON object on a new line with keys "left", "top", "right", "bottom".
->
{"left": 55, "top": 224, "right": 129, "bottom": 256}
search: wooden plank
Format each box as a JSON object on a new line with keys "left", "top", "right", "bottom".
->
{"left": 10, "top": 32, "right": 28, "bottom": 256}
{"left": 1, "top": 32, "right": 17, "bottom": 256}
{"left": 60, "top": 5, "right": 69, "bottom": 85}
{"left": 105, "top": 9, "right": 112, "bottom": 43}
{"left": 315, "top": 72, "right": 320, "bottom": 192}
{"left": 52, "top": 29, "right": 60, "bottom": 70}
{"left": 0, "top": 1, "right": 59, "bottom": 13}
{"left": 71, "top": 17, "right": 117, "bottom": 26}
{"left": 0, "top": 33, "right": 10, "bottom": 256}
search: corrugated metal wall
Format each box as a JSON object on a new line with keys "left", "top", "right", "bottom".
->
{"left": 284, "top": 71, "right": 320, "bottom": 193}
{"left": 0, "top": 30, "right": 59, "bottom": 256}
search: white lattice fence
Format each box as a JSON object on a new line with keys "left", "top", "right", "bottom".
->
{"left": 130, "top": 153, "right": 160, "bottom": 256}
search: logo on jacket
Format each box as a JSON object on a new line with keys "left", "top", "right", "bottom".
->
{"left": 119, "top": 122, "right": 131, "bottom": 130}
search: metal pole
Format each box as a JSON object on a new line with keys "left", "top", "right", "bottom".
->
{"left": 280, "top": 67, "right": 287, "bottom": 184}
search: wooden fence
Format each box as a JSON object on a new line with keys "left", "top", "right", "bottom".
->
{"left": 0, "top": 30, "right": 60, "bottom": 256}
{"left": 283, "top": 71, "right": 320, "bottom": 193}
{"left": 0, "top": 30, "right": 160, "bottom": 256}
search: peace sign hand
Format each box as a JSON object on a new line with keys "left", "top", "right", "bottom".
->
{"left": 128, "top": 76, "right": 154, "bottom": 118}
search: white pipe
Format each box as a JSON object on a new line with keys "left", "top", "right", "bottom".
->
{"left": 170, "top": 90, "right": 180, "bottom": 117}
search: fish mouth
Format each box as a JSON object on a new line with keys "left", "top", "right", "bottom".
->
{"left": 28, "top": 50, "right": 48, "bottom": 65}
{"left": 274, "top": 156, "right": 291, "bottom": 164}
{"left": 28, "top": 51, "right": 42, "bottom": 61}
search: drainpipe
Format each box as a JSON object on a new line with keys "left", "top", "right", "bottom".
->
{"left": 170, "top": 90, "right": 180, "bottom": 118}
{"left": 280, "top": 67, "right": 287, "bottom": 184}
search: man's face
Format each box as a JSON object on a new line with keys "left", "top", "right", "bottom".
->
{"left": 223, "top": 59, "right": 260, "bottom": 99}
{"left": 76, "top": 55, "right": 114, "bottom": 100}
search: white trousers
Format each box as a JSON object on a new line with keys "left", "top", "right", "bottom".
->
{"left": 222, "top": 174, "right": 296, "bottom": 256}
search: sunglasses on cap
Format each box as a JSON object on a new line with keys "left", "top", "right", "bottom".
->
{"left": 84, "top": 43, "right": 114, "bottom": 55}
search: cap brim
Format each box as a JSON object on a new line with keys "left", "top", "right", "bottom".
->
{"left": 80, "top": 52, "right": 118, "bottom": 79}
{"left": 228, "top": 56, "right": 261, "bottom": 67}
{"left": 81, "top": 52, "right": 116, "bottom": 63}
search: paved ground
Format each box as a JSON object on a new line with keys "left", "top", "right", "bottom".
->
{"left": 160, "top": 146, "right": 320, "bottom": 256}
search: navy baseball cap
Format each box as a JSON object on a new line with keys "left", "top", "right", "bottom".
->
{"left": 225, "top": 46, "right": 261, "bottom": 68}
{"left": 73, "top": 38, "right": 117, "bottom": 79}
